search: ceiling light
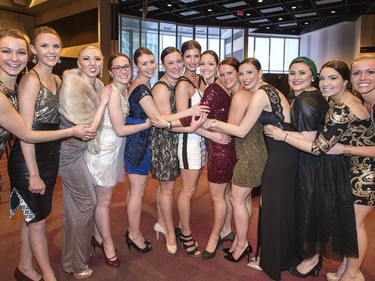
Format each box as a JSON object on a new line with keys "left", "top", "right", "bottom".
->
{"left": 139, "top": 5, "right": 159, "bottom": 12}
{"left": 292, "top": 6, "right": 296, "bottom": 9}
{"left": 208, "top": 8, "right": 212, "bottom": 12}
{"left": 278, "top": 17, "right": 283, "bottom": 21}
{"left": 331, "top": 10, "right": 336, "bottom": 13}
{"left": 294, "top": 12, "right": 317, "bottom": 18}
{"left": 29, "top": 0, "right": 48, "bottom": 7}
{"left": 167, "top": 3, "right": 172, "bottom": 7}
{"left": 266, "top": 27, "right": 270, "bottom": 29}
{"left": 223, "top": 1, "right": 246, "bottom": 8}
{"left": 315, "top": 0, "right": 342, "bottom": 5}
{"left": 246, "top": 13, "right": 250, "bottom": 16}
{"left": 216, "top": 14, "right": 236, "bottom": 20}
{"left": 258, "top": 0, "right": 263, "bottom": 2}
{"left": 305, "top": 22, "right": 309, "bottom": 25}
{"left": 249, "top": 18, "right": 269, "bottom": 23}
{"left": 260, "top": 7, "right": 283, "bottom": 13}
{"left": 179, "top": 10, "right": 199, "bottom": 16}
{"left": 278, "top": 22, "right": 298, "bottom": 27}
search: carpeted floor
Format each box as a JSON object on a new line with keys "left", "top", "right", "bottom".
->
{"left": 0, "top": 157, "right": 374, "bottom": 281}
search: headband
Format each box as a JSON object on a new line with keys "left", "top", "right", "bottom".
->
{"left": 290, "top": 56, "right": 318, "bottom": 79}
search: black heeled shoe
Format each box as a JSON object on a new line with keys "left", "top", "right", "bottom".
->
{"left": 219, "top": 231, "right": 235, "bottom": 245}
{"left": 289, "top": 255, "right": 323, "bottom": 278}
{"left": 179, "top": 232, "right": 201, "bottom": 257}
{"left": 202, "top": 237, "right": 221, "bottom": 260}
{"left": 224, "top": 244, "right": 252, "bottom": 263}
{"left": 14, "top": 267, "right": 44, "bottom": 281}
{"left": 91, "top": 236, "right": 120, "bottom": 267}
{"left": 222, "top": 248, "right": 233, "bottom": 255}
{"left": 125, "top": 231, "right": 152, "bottom": 253}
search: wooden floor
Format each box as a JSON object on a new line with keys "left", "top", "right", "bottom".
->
{"left": 0, "top": 156, "right": 374, "bottom": 281}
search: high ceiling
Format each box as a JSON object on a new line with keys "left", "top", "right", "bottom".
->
{"left": 119, "top": 0, "right": 375, "bottom": 35}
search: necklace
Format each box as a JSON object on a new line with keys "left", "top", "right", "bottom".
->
{"left": 164, "top": 75, "right": 175, "bottom": 86}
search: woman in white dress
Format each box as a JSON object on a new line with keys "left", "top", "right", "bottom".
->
{"left": 85, "top": 53, "right": 151, "bottom": 267}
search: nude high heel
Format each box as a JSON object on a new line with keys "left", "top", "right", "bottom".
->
{"left": 153, "top": 223, "right": 167, "bottom": 240}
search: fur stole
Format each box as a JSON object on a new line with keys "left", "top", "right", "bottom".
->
{"left": 59, "top": 68, "right": 104, "bottom": 124}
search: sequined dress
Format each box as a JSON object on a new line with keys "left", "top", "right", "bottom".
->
{"left": 8, "top": 70, "right": 60, "bottom": 223}
{"left": 312, "top": 103, "right": 375, "bottom": 207}
{"left": 85, "top": 87, "right": 129, "bottom": 187}
{"left": 150, "top": 81, "right": 180, "bottom": 181}
{"left": 0, "top": 81, "right": 17, "bottom": 159}
{"left": 257, "top": 84, "right": 300, "bottom": 281}
{"left": 200, "top": 83, "right": 236, "bottom": 183}
{"left": 124, "top": 84, "right": 152, "bottom": 175}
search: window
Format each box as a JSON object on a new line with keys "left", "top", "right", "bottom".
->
{"left": 248, "top": 34, "right": 299, "bottom": 73}
{"left": 119, "top": 15, "right": 300, "bottom": 79}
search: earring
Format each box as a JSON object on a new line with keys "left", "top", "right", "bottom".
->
{"left": 100, "top": 69, "right": 103, "bottom": 79}
{"left": 57, "top": 58, "right": 61, "bottom": 64}
{"left": 32, "top": 55, "right": 37, "bottom": 64}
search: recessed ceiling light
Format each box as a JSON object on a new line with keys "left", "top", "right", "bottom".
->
{"left": 294, "top": 12, "right": 317, "bottom": 18}
{"left": 278, "top": 22, "right": 298, "bottom": 27}
{"left": 278, "top": 17, "right": 283, "bottom": 21}
{"left": 216, "top": 14, "right": 236, "bottom": 20}
{"left": 260, "top": 6, "right": 283, "bottom": 13}
{"left": 223, "top": 1, "right": 246, "bottom": 8}
{"left": 305, "top": 22, "right": 309, "bottom": 25}
{"left": 246, "top": 13, "right": 250, "bottom": 16}
{"left": 292, "top": 6, "right": 296, "bottom": 9}
{"left": 167, "top": 3, "right": 172, "bottom": 7}
{"left": 208, "top": 8, "right": 212, "bottom": 12}
{"left": 266, "top": 26, "right": 270, "bottom": 29}
{"left": 139, "top": 5, "right": 159, "bottom": 12}
{"left": 258, "top": 0, "right": 263, "bottom": 2}
{"left": 179, "top": 10, "right": 199, "bottom": 16}
{"left": 315, "top": 0, "right": 342, "bottom": 5}
{"left": 331, "top": 10, "right": 336, "bottom": 13}
{"left": 249, "top": 18, "right": 269, "bottom": 23}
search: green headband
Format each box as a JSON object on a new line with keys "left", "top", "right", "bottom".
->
{"left": 290, "top": 56, "right": 318, "bottom": 79}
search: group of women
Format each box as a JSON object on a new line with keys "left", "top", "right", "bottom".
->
{"left": 0, "top": 24, "right": 374, "bottom": 281}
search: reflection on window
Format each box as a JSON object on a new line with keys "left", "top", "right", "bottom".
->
{"left": 221, "top": 29, "right": 232, "bottom": 58}
{"left": 208, "top": 27, "right": 220, "bottom": 56}
{"left": 255, "top": 37, "right": 270, "bottom": 71}
{"left": 178, "top": 25, "right": 193, "bottom": 49}
{"left": 270, "top": 38, "right": 284, "bottom": 73}
{"left": 141, "top": 20, "right": 158, "bottom": 85}
{"left": 233, "top": 29, "right": 244, "bottom": 62}
{"left": 195, "top": 26, "right": 207, "bottom": 53}
{"left": 284, "top": 39, "right": 299, "bottom": 71}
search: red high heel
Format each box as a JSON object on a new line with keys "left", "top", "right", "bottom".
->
{"left": 91, "top": 236, "right": 120, "bottom": 267}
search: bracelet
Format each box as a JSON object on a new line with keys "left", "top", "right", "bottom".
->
{"left": 167, "top": 121, "right": 172, "bottom": 130}
{"left": 209, "top": 119, "right": 216, "bottom": 131}
{"left": 343, "top": 144, "right": 352, "bottom": 155}
{"left": 284, "top": 133, "right": 289, "bottom": 142}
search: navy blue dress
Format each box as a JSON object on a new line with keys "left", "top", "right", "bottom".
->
{"left": 124, "top": 84, "right": 152, "bottom": 175}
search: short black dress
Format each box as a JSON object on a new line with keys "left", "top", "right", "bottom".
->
{"left": 292, "top": 91, "right": 357, "bottom": 259}
{"left": 150, "top": 81, "right": 180, "bottom": 181}
{"left": 9, "top": 71, "right": 61, "bottom": 223}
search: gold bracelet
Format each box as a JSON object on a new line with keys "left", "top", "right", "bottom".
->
{"left": 343, "top": 144, "right": 352, "bottom": 155}
{"left": 284, "top": 133, "right": 289, "bottom": 142}
{"left": 209, "top": 119, "right": 216, "bottom": 131}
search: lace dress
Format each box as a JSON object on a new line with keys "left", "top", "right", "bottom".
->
{"left": 9, "top": 70, "right": 60, "bottom": 223}
{"left": 124, "top": 84, "right": 152, "bottom": 175}
{"left": 85, "top": 87, "right": 129, "bottom": 187}
{"left": 150, "top": 81, "right": 180, "bottom": 181}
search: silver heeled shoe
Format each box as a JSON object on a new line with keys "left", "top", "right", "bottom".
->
{"left": 73, "top": 268, "right": 93, "bottom": 279}
{"left": 153, "top": 223, "right": 167, "bottom": 240}
{"left": 247, "top": 256, "right": 262, "bottom": 271}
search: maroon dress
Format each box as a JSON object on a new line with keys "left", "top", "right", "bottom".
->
{"left": 201, "top": 83, "right": 236, "bottom": 183}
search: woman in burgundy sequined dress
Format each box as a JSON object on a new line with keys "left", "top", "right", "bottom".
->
{"left": 199, "top": 57, "right": 237, "bottom": 260}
